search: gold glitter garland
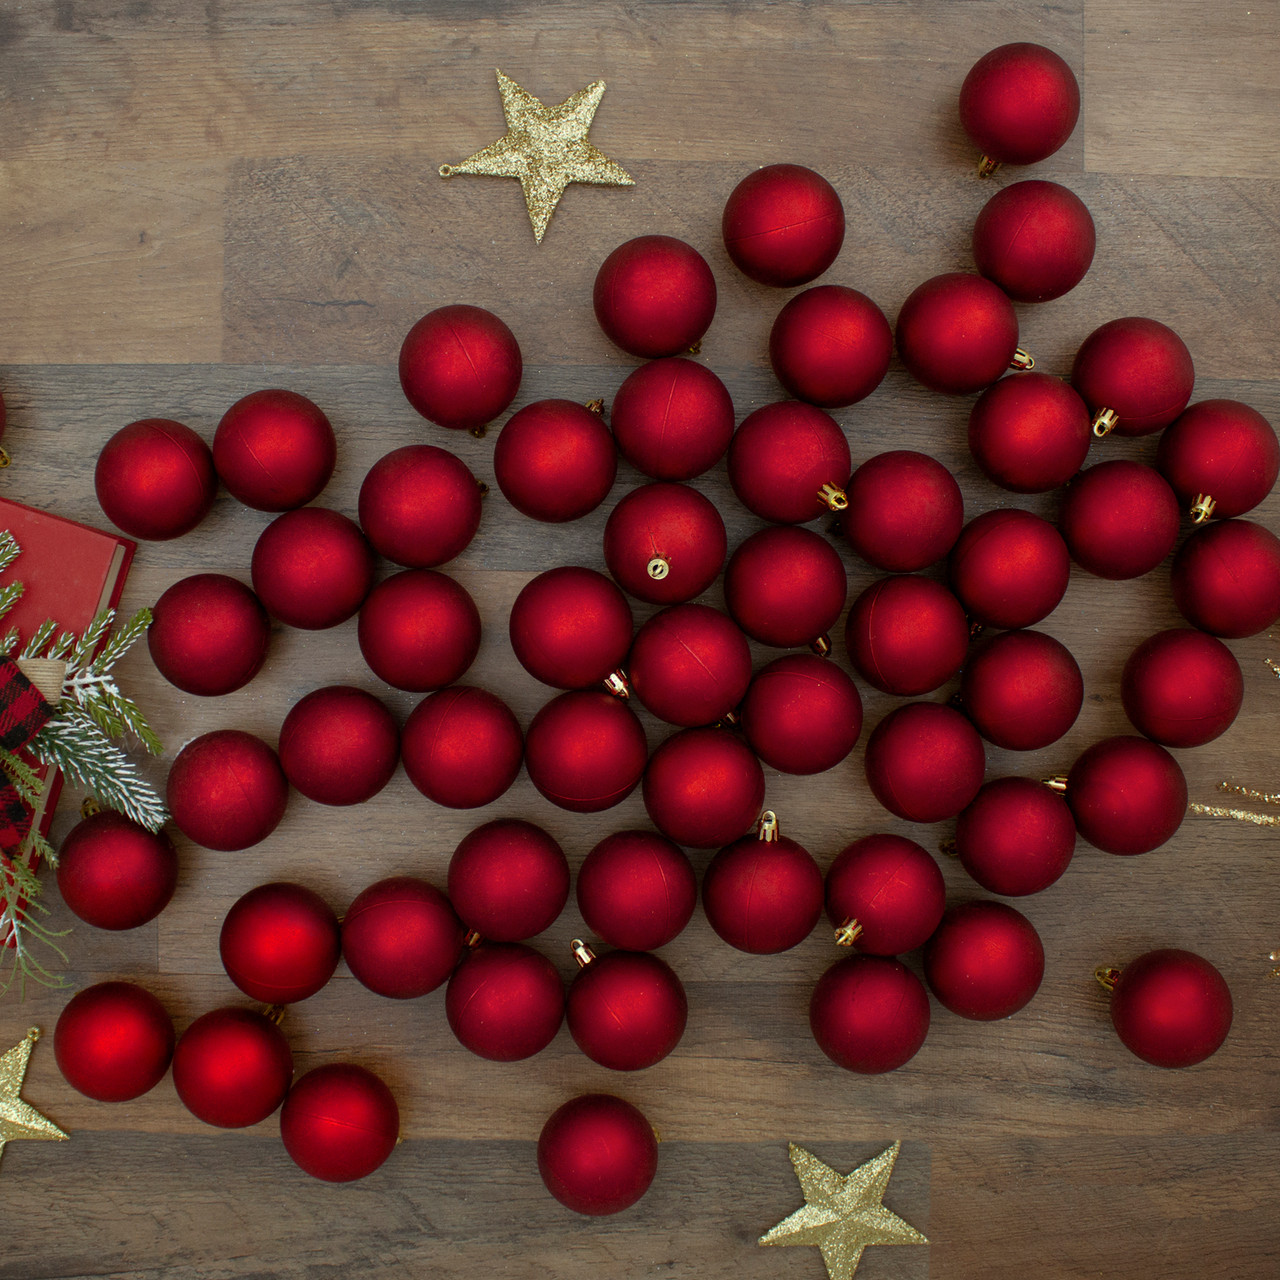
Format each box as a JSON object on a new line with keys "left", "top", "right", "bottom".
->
{"left": 1189, "top": 780, "right": 1280, "bottom": 829}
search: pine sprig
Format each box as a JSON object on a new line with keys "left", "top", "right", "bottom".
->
{"left": 0, "top": 532, "right": 20, "bottom": 578}
{"left": 0, "top": 748, "right": 47, "bottom": 809}
{"left": 0, "top": 886, "right": 71, "bottom": 996}
{"left": 18, "top": 618, "right": 59, "bottom": 660}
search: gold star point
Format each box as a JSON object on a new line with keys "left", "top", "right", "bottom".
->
{"left": 0, "top": 1028, "right": 69, "bottom": 1174}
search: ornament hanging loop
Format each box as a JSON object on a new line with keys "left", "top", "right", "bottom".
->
{"left": 570, "top": 938, "right": 596, "bottom": 968}
{"left": 438, "top": 164, "right": 456, "bottom": 178}
{"left": 646, "top": 557, "right": 670, "bottom": 581}
{"left": 976, "top": 155, "right": 1001, "bottom": 178}
{"left": 0, "top": 447, "right": 10, "bottom": 468}
{"left": 1092, "top": 408, "right": 1119, "bottom": 438}
{"left": 757, "top": 810, "right": 779, "bottom": 842}
{"left": 583, "top": 399, "right": 605, "bottom": 416}
{"left": 603, "top": 669, "right": 631, "bottom": 699}
{"left": 468, "top": 424, "right": 488, "bottom": 440}
{"left": 1010, "top": 348, "right": 1035, "bottom": 371}
{"left": 834, "top": 918, "right": 863, "bottom": 947}
{"left": 1043, "top": 775, "right": 1069, "bottom": 794}
{"left": 1094, "top": 965, "right": 1121, "bottom": 992}
{"left": 809, "top": 633, "right": 832, "bottom": 658}
{"left": 1190, "top": 494, "right": 1217, "bottom": 524}
{"left": 817, "top": 483, "right": 849, "bottom": 513}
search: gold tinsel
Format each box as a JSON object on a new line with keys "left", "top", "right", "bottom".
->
{"left": 0, "top": 1028, "right": 68, "bottom": 1173}
{"left": 1189, "top": 780, "right": 1280, "bottom": 829}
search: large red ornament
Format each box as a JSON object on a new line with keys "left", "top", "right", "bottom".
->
{"left": 959, "top": 42, "right": 1080, "bottom": 166}
{"left": 95, "top": 418, "right": 217, "bottom": 541}
{"left": 968, "top": 372, "right": 1092, "bottom": 493}
{"left": 398, "top": 304, "right": 522, "bottom": 432}
{"left": 446, "top": 942, "right": 565, "bottom": 1061}
{"left": 56, "top": 810, "right": 178, "bottom": 931}
{"left": 1107, "top": 949, "right": 1233, "bottom": 1068}
{"left": 166, "top": 729, "right": 288, "bottom": 851}
{"left": 576, "top": 829, "right": 697, "bottom": 951}
{"left": 1170, "top": 518, "right": 1280, "bottom": 637}
{"left": 740, "top": 654, "right": 863, "bottom": 774}
{"left": 280, "top": 1063, "right": 399, "bottom": 1182}
{"left": 525, "top": 690, "right": 647, "bottom": 812}
{"left": 864, "top": 702, "right": 985, "bottom": 823}
{"left": 1059, "top": 459, "right": 1181, "bottom": 579}
{"left": 219, "top": 882, "right": 342, "bottom": 1004}
{"left": 1066, "top": 735, "right": 1188, "bottom": 856}
{"left": 172, "top": 1007, "right": 293, "bottom": 1128}
{"left": 843, "top": 450, "right": 964, "bottom": 571}
{"left": 925, "top": 901, "right": 1045, "bottom": 1020}
{"left": 448, "top": 819, "right": 570, "bottom": 942}
{"left": 810, "top": 956, "right": 931, "bottom": 1074}
{"left": 54, "top": 980, "right": 174, "bottom": 1102}
{"left": 278, "top": 685, "right": 399, "bottom": 806}
{"left": 1121, "top": 628, "right": 1244, "bottom": 748}
{"left": 643, "top": 728, "right": 764, "bottom": 849}
{"left": 1071, "top": 317, "right": 1195, "bottom": 437}
{"left": 949, "top": 509, "right": 1070, "bottom": 629}
{"left": 824, "top": 833, "right": 945, "bottom": 955}
{"left": 537, "top": 1093, "right": 658, "bottom": 1216}
{"left": 955, "top": 777, "right": 1076, "bottom": 897}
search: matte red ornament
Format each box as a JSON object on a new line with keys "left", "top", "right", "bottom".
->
{"left": 576, "top": 829, "right": 697, "bottom": 951}
{"left": 864, "top": 702, "right": 986, "bottom": 823}
{"left": 166, "top": 729, "right": 288, "bottom": 852}
{"left": 251, "top": 507, "right": 375, "bottom": 630}
{"left": 740, "top": 653, "right": 863, "bottom": 774}
{"left": 357, "top": 568, "right": 481, "bottom": 691}
{"left": 1071, "top": 317, "right": 1195, "bottom": 437}
{"left": 643, "top": 727, "right": 765, "bottom": 849}
{"left": 54, "top": 980, "right": 174, "bottom": 1102}
{"left": 824, "top": 833, "right": 946, "bottom": 956}
{"left": 219, "top": 882, "right": 342, "bottom": 1004}
{"left": 401, "top": 686, "right": 523, "bottom": 809}
{"left": 1171, "top": 518, "right": 1280, "bottom": 638}
{"left": 722, "top": 164, "right": 845, "bottom": 287}
{"left": 810, "top": 955, "right": 931, "bottom": 1074}
{"left": 524, "top": 690, "right": 647, "bottom": 813}
{"left": 843, "top": 451, "right": 964, "bottom": 571}
{"left": 968, "top": 372, "right": 1092, "bottom": 493}
{"left": 925, "top": 901, "right": 1045, "bottom": 1020}
{"left": 1066, "top": 735, "right": 1188, "bottom": 856}
{"left": 55, "top": 810, "right": 178, "bottom": 931}
{"left": 358, "top": 444, "right": 483, "bottom": 567}
{"left": 95, "top": 418, "right": 217, "bottom": 541}
{"left": 1121, "top": 628, "right": 1243, "bottom": 748}
{"left": 955, "top": 777, "right": 1076, "bottom": 897}
{"left": 537, "top": 1093, "right": 658, "bottom": 1216}
{"left": 1107, "top": 949, "right": 1233, "bottom": 1068}
{"left": 398, "top": 304, "right": 522, "bottom": 432}
{"left": 959, "top": 42, "right": 1080, "bottom": 166}
{"left": 603, "top": 482, "right": 727, "bottom": 605}
{"left": 213, "top": 389, "right": 336, "bottom": 512}
{"left": 148, "top": 573, "right": 270, "bottom": 697}
{"left": 278, "top": 685, "right": 399, "bottom": 806}
{"left": 280, "top": 1063, "right": 399, "bottom": 1183}
{"left": 446, "top": 942, "right": 565, "bottom": 1061}
{"left": 610, "top": 358, "right": 735, "bottom": 481}
{"left": 593, "top": 235, "right": 717, "bottom": 358}
{"left": 949, "top": 509, "right": 1070, "bottom": 629}
{"left": 726, "top": 401, "right": 852, "bottom": 524}
{"left": 342, "top": 876, "right": 464, "bottom": 999}
{"left": 1059, "top": 459, "right": 1181, "bottom": 580}
{"left": 172, "top": 1007, "right": 293, "bottom": 1128}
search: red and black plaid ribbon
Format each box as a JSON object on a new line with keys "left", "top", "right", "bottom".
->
{"left": 0, "top": 658, "right": 55, "bottom": 857}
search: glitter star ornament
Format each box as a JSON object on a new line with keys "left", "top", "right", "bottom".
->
{"left": 0, "top": 1029, "right": 68, "bottom": 1173}
{"left": 760, "top": 1141, "right": 927, "bottom": 1280}
{"left": 440, "top": 70, "right": 634, "bottom": 243}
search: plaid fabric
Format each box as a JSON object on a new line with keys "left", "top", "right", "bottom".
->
{"left": 0, "top": 658, "right": 54, "bottom": 752}
{"left": 0, "top": 779, "right": 31, "bottom": 856}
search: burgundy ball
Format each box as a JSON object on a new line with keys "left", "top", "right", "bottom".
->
{"left": 1109, "top": 949, "right": 1233, "bottom": 1068}
{"left": 1171, "top": 518, "right": 1280, "bottom": 638}
{"left": 537, "top": 1093, "right": 658, "bottom": 1216}
{"left": 568, "top": 948, "right": 688, "bottom": 1070}
{"left": 949, "top": 509, "right": 1071, "bottom": 629}
{"left": 167, "top": 729, "right": 288, "bottom": 852}
{"left": 448, "top": 819, "right": 570, "bottom": 942}
{"left": 342, "top": 876, "right": 464, "bottom": 999}
{"left": 955, "top": 777, "right": 1076, "bottom": 897}
{"left": 219, "top": 882, "right": 341, "bottom": 1004}
{"left": 1121, "top": 628, "right": 1244, "bottom": 748}
{"left": 643, "top": 728, "right": 765, "bottom": 849}
{"left": 959, "top": 42, "right": 1080, "bottom": 165}
{"left": 843, "top": 451, "right": 964, "bottom": 572}
{"left": 278, "top": 685, "right": 399, "bottom": 806}
{"left": 172, "top": 1007, "right": 293, "bottom": 1128}
{"left": 401, "top": 686, "right": 523, "bottom": 809}
{"left": 54, "top": 981, "right": 174, "bottom": 1102}
{"left": 703, "top": 829, "right": 823, "bottom": 953}
{"left": 576, "top": 830, "right": 698, "bottom": 951}
{"left": 740, "top": 654, "right": 863, "bottom": 774}
{"left": 1067, "top": 735, "right": 1188, "bottom": 856}
{"left": 810, "top": 955, "right": 931, "bottom": 1074}
{"left": 864, "top": 702, "right": 986, "bottom": 823}
{"left": 968, "top": 372, "right": 1092, "bottom": 493}
{"left": 924, "top": 901, "right": 1045, "bottom": 1020}
{"left": 1059, "top": 460, "right": 1181, "bottom": 580}
{"left": 446, "top": 942, "right": 565, "bottom": 1061}
{"left": 95, "top": 418, "right": 217, "bottom": 541}
{"left": 56, "top": 810, "right": 178, "bottom": 931}
{"left": 1072, "top": 317, "right": 1195, "bottom": 436}
{"left": 824, "top": 833, "right": 946, "bottom": 955}
{"left": 280, "top": 1063, "right": 399, "bottom": 1183}
{"left": 1157, "top": 399, "right": 1280, "bottom": 521}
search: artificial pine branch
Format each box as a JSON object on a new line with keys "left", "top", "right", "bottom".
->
{"left": 0, "top": 748, "right": 46, "bottom": 809}
{"left": 0, "top": 532, "right": 20, "bottom": 577}
{"left": 18, "top": 618, "right": 58, "bottom": 660}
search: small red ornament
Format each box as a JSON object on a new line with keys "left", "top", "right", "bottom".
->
{"left": 593, "top": 235, "right": 717, "bottom": 358}
{"left": 219, "top": 882, "right": 342, "bottom": 1004}
{"left": 172, "top": 1007, "right": 293, "bottom": 1128}
{"left": 864, "top": 702, "right": 986, "bottom": 823}
{"left": 342, "top": 876, "right": 464, "bottom": 999}
{"left": 95, "top": 418, "right": 217, "bottom": 541}
{"left": 537, "top": 1093, "right": 658, "bottom": 1216}
{"left": 955, "top": 777, "right": 1076, "bottom": 897}
{"left": 740, "top": 654, "right": 863, "bottom": 774}
{"left": 949, "top": 509, "right": 1071, "bottom": 630}
{"left": 810, "top": 955, "right": 931, "bottom": 1074}
{"left": 54, "top": 980, "right": 174, "bottom": 1102}
{"left": 55, "top": 810, "right": 178, "bottom": 931}
{"left": 148, "top": 573, "right": 271, "bottom": 697}
{"left": 251, "top": 507, "right": 375, "bottom": 630}
{"left": 213, "top": 389, "right": 336, "bottom": 512}
{"left": 166, "top": 729, "right": 288, "bottom": 852}
{"left": 843, "top": 450, "right": 964, "bottom": 572}
{"left": 610, "top": 358, "right": 735, "bottom": 480}
{"left": 1066, "top": 735, "right": 1188, "bottom": 856}
{"left": 280, "top": 1063, "right": 399, "bottom": 1183}
{"left": 398, "top": 304, "right": 522, "bottom": 432}
{"left": 722, "top": 164, "right": 845, "bottom": 287}
{"left": 925, "top": 901, "right": 1045, "bottom": 1020}
{"left": 525, "top": 690, "right": 647, "bottom": 813}
{"left": 1071, "top": 317, "right": 1195, "bottom": 437}
{"left": 448, "top": 818, "right": 570, "bottom": 942}
{"left": 401, "top": 686, "right": 523, "bottom": 809}
{"left": 968, "top": 372, "right": 1092, "bottom": 493}
{"left": 1171, "top": 518, "right": 1280, "bottom": 638}
{"left": 278, "top": 685, "right": 399, "bottom": 806}
{"left": 643, "top": 727, "right": 764, "bottom": 849}
{"left": 1059, "top": 459, "right": 1181, "bottom": 580}
{"left": 603, "top": 482, "right": 727, "bottom": 605}
{"left": 357, "top": 568, "right": 481, "bottom": 691}
{"left": 446, "top": 942, "right": 565, "bottom": 1061}
{"left": 824, "top": 833, "right": 945, "bottom": 956}
{"left": 576, "top": 829, "right": 697, "bottom": 951}
{"left": 1121, "top": 628, "right": 1244, "bottom": 748}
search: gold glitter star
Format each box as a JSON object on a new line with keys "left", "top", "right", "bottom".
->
{"left": 0, "top": 1028, "right": 68, "bottom": 1174}
{"left": 760, "top": 1142, "right": 928, "bottom": 1280}
{"left": 440, "top": 70, "right": 634, "bottom": 243}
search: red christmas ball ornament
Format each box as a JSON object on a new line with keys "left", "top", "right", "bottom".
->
{"left": 955, "top": 777, "right": 1076, "bottom": 897}
{"left": 810, "top": 955, "right": 931, "bottom": 1074}
{"left": 357, "top": 568, "right": 481, "bottom": 691}
{"left": 54, "top": 980, "right": 174, "bottom": 1102}
{"left": 1071, "top": 317, "right": 1195, "bottom": 437}
{"left": 603, "top": 482, "right": 727, "bottom": 605}
{"left": 610, "top": 358, "right": 735, "bottom": 481}
{"left": 769, "top": 285, "right": 892, "bottom": 408}
{"left": 401, "top": 686, "right": 523, "bottom": 809}
{"left": 213, "top": 389, "right": 336, "bottom": 512}
{"left": 525, "top": 690, "right": 647, "bottom": 813}
{"left": 925, "top": 901, "right": 1045, "bottom": 1020}
{"left": 959, "top": 42, "right": 1080, "bottom": 167}
{"left": 172, "top": 1007, "right": 293, "bottom": 1128}
{"left": 342, "top": 876, "right": 464, "bottom": 999}
{"left": 398, "top": 304, "right": 522, "bottom": 432}
{"left": 567, "top": 944, "right": 688, "bottom": 1070}
{"left": 251, "top": 507, "right": 375, "bottom": 630}
{"left": 509, "top": 566, "right": 633, "bottom": 690}
{"left": 358, "top": 444, "right": 482, "bottom": 568}
{"left": 537, "top": 1093, "right": 658, "bottom": 1216}
{"left": 95, "top": 418, "right": 216, "bottom": 541}
{"left": 593, "top": 235, "right": 717, "bottom": 358}
{"left": 576, "top": 830, "right": 697, "bottom": 951}
{"left": 1066, "top": 735, "right": 1188, "bottom": 856}
{"left": 278, "top": 685, "right": 399, "bottom": 806}
{"left": 448, "top": 819, "right": 570, "bottom": 942}
{"left": 843, "top": 451, "right": 964, "bottom": 572}
{"left": 166, "top": 729, "right": 288, "bottom": 852}
{"left": 628, "top": 603, "right": 752, "bottom": 727}
{"left": 1171, "top": 518, "right": 1280, "bottom": 638}
{"left": 722, "top": 164, "right": 845, "bottom": 287}
{"left": 280, "top": 1063, "right": 399, "bottom": 1183}
{"left": 895, "top": 273, "right": 1022, "bottom": 396}
{"left": 1105, "top": 949, "right": 1233, "bottom": 1068}
{"left": 968, "top": 371, "right": 1092, "bottom": 493}
{"left": 219, "top": 882, "right": 342, "bottom": 1004}
{"left": 55, "top": 810, "right": 178, "bottom": 931}
{"left": 724, "top": 525, "right": 847, "bottom": 648}
{"left": 148, "top": 573, "right": 270, "bottom": 697}
{"left": 643, "top": 727, "right": 765, "bottom": 849}
{"left": 864, "top": 702, "right": 986, "bottom": 823}
{"left": 446, "top": 942, "right": 565, "bottom": 1061}
{"left": 1121, "top": 628, "right": 1244, "bottom": 748}
{"left": 726, "top": 401, "right": 852, "bottom": 524}
{"left": 1059, "top": 459, "right": 1181, "bottom": 580}
{"left": 740, "top": 653, "right": 863, "bottom": 774}
{"left": 824, "top": 833, "right": 946, "bottom": 956}
{"left": 844, "top": 574, "right": 969, "bottom": 696}
{"left": 949, "top": 509, "right": 1071, "bottom": 629}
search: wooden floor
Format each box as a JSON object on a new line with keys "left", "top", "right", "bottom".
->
{"left": 2, "top": 2, "right": 1278, "bottom": 1277}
